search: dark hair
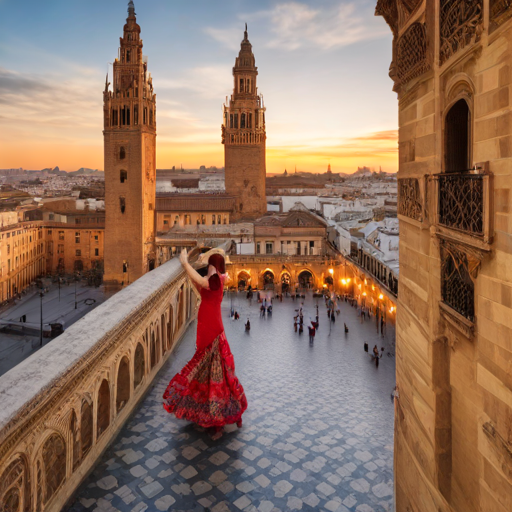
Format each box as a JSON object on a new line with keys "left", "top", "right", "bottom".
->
{"left": 208, "top": 274, "right": 221, "bottom": 291}
{"left": 208, "top": 253, "right": 225, "bottom": 274}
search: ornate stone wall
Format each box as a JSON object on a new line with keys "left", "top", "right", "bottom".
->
{"left": 398, "top": 178, "right": 422, "bottom": 221}
{"left": 0, "top": 257, "right": 198, "bottom": 511}
{"left": 377, "top": 1, "right": 512, "bottom": 511}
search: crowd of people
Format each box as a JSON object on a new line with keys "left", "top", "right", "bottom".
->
{"left": 231, "top": 288, "right": 392, "bottom": 367}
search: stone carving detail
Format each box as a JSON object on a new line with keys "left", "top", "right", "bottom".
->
{"left": 42, "top": 434, "right": 66, "bottom": 504}
{"left": 441, "top": 244, "right": 475, "bottom": 321}
{"left": 376, "top": 0, "right": 399, "bottom": 33}
{"left": 438, "top": 172, "right": 484, "bottom": 235}
{"left": 0, "top": 457, "right": 30, "bottom": 512}
{"left": 490, "top": 0, "right": 512, "bottom": 33}
{"left": 398, "top": 178, "right": 422, "bottom": 221}
{"left": 134, "top": 343, "right": 145, "bottom": 388}
{"left": 80, "top": 400, "right": 93, "bottom": 458}
{"left": 376, "top": 0, "right": 422, "bottom": 33}
{"left": 397, "top": 23, "right": 430, "bottom": 84}
{"left": 440, "top": 0, "right": 483, "bottom": 65}
{"left": 70, "top": 410, "right": 80, "bottom": 472}
{"left": 116, "top": 357, "right": 130, "bottom": 413}
{"left": 97, "top": 380, "right": 110, "bottom": 439}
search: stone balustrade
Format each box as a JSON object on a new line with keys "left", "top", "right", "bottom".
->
{"left": 0, "top": 257, "right": 198, "bottom": 512}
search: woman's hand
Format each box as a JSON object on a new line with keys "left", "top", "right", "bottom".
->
{"left": 179, "top": 248, "right": 188, "bottom": 266}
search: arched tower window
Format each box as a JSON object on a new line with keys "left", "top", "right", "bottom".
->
{"left": 241, "top": 113, "right": 246, "bottom": 128}
{"left": 126, "top": 50, "right": 131, "bottom": 63}
{"left": 120, "top": 170, "right": 127, "bottom": 183}
{"left": 445, "top": 99, "right": 470, "bottom": 172}
{"left": 120, "top": 147, "right": 126, "bottom": 160}
{"left": 120, "top": 196, "right": 126, "bottom": 214}
{"left": 239, "top": 78, "right": 244, "bottom": 92}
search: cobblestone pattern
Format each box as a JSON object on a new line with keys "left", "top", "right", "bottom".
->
{"left": 69, "top": 294, "right": 396, "bottom": 512}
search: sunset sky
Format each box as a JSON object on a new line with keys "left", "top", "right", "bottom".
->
{"left": 0, "top": 0, "right": 397, "bottom": 174}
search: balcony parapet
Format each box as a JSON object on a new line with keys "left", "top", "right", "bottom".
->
{"left": 0, "top": 257, "right": 198, "bottom": 511}
{"left": 434, "top": 165, "right": 493, "bottom": 250}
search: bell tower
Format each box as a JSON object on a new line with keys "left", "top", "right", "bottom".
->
{"left": 222, "top": 25, "right": 267, "bottom": 219}
{"left": 103, "top": 1, "right": 156, "bottom": 288}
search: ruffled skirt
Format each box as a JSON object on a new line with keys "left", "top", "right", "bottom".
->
{"left": 163, "top": 332, "right": 247, "bottom": 428}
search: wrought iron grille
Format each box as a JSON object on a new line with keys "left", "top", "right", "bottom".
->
{"left": 438, "top": 172, "right": 484, "bottom": 236}
{"left": 398, "top": 178, "right": 422, "bottom": 221}
{"left": 441, "top": 245, "right": 474, "bottom": 321}
{"left": 397, "top": 23, "right": 430, "bottom": 84}
{"left": 490, "top": 0, "right": 512, "bottom": 33}
{"left": 440, "top": 0, "right": 483, "bottom": 65}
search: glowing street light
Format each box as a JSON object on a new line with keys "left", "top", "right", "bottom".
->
{"left": 379, "top": 294, "right": 384, "bottom": 300}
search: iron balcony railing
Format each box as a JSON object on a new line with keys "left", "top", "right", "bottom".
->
{"left": 435, "top": 168, "right": 492, "bottom": 242}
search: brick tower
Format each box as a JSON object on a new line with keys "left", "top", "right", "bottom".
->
{"left": 222, "top": 25, "right": 267, "bottom": 219}
{"left": 103, "top": 1, "right": 156, "bottom": 288}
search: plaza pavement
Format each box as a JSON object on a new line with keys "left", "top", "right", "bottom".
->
{"left": 69, "top": 292, "right": 396, "bottom": 512}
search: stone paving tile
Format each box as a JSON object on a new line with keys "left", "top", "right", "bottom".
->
{"left": 68, "top": 295, "right": 395, "bottom": 511}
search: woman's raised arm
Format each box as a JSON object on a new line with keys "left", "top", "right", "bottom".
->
{"left": 180, "top": 249, "right": 209, "bottom": 289}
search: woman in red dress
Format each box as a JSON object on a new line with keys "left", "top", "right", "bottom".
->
{"left": 163, "top": 248, "right": 247, "bottom": 430}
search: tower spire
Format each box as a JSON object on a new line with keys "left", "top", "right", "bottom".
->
{"left": 244, "top": 23, "right": 248, "bottom": 41}
{"left": 128, "top": 0, "right": 135, "bottom": 18}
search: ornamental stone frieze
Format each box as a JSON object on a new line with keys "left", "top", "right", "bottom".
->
{"left": 439, "top": 0, "right": 483, "bottom": 66}
{"left": 489, "top": 0, "right": 512, "bottom": 33}
{"left": 397, "top": 23, "right": 430, "bottom": 85}
{"left": 398, "top": 177, "right": 423, "bottom": 221}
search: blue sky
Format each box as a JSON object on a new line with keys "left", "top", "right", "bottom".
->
{"left": 0, "top": 0, "right": 398, "bottom": 173}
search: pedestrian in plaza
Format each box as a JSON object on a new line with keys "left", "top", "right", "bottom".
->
{"left": 344, "top": 323, "right": 349, "bottom": 334}
{"left": 245, "top": 318, "right": 250, "bottom": 332}
{"left": 294, "top": 316, "right": 298, "bottom": 332}
{"left": 163, "top": 248, "right": 247, "bottom": 433}
{"left": 308, "top": 324, "right": 316, "bottom": 344}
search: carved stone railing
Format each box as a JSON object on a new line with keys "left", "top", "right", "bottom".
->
{"left": 0, "top": 257, "right": 199, "bottom": 512}
{"left": 439, "top": 0, "right": 483, "bottom": 66}
{"left": 489, "top": 0, "right": 512, "bottom": 33}
{"left": 398, "top": 177, "right": 422, "bottom": 221}
{"left": 435, "top": 169, "right": 493, "bottom": 243}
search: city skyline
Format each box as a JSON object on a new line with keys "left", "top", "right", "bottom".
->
{"left": 0, "top": 0, "right": 397, "bottom": 174}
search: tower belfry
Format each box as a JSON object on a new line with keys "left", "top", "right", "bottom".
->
{"left": 222, "top": 26, "right": 267, "bottom": 219}
{"left": 103, "top": 1, "right": 157, "bottom": 288}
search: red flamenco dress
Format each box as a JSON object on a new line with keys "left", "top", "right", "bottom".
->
{"left": 163, "top": 274, "right": 247, "bottom": 428}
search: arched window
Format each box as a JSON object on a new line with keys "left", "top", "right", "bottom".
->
{"left": 120, "top": 196, "right": 126, "bottom": 214}
{"left": 239, "top": 78, "right": 244, "bottom": 92}
{"left": 241, "top": 113, "right": 246, "bottom": 128}
{"left": 201, "top": 215, "right": 206, "bottom": 225}
{"left": 212, "top": 215, "right": 216, "bottom": 225}
{"left": 445, "top": 99, "right": 470, "bottom": 172}
{"left": 120, "top": 146, "right": 126, "bottom": 160}
{"left": 120, "top": 170, "right": 127, "bottom": 183}
{"left": 126, "top": 50, "right": 131, "bottom": 63}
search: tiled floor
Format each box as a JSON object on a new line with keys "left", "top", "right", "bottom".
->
{"left": 69, "top": 293, "right": 396, "bottom": 512}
